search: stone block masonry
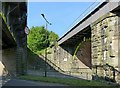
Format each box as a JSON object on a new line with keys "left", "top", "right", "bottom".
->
{"left": 46, "top": 11, "right": 120, "bottom": 83}
{"left": 91, "top": 11, "right": 120, "bottom": 83}
{"left": 2, "top": 47, "right": 17, "bottom": 85}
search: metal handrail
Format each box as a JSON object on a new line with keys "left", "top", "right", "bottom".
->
{"left": 93, "top": 64, "right": 120, "bottom": 73}
{"left": 93, "top": 64, "right": 120, "bottom": 82}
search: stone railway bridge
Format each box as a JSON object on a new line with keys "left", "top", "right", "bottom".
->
{"left": 0, "top": 1, "right": 27, "bottom": 85}
{"left": 0, "top": 0, "right": 120, "bottom": 86}
{"left": 46, "top": 1, "right": 120, "bottom": 84}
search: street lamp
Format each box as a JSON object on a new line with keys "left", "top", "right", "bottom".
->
{"left": 41, "top": 14, "right": 52, "bottom": 77}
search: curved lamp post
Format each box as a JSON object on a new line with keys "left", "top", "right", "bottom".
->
{"left": 41, "top": 14, "right": 52, "bottom": 77}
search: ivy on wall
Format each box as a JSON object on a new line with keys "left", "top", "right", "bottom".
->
{"left": 72, "top": 38, "right": 91, "bottom": 60}
{"left": 0, "top": 11, "right": 10, "bottom": 30}
{"left": 0, "top": 11, "right": 7, "bottom": 23}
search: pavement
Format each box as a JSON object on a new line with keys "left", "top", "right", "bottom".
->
{"left": 1, "top": 70, "right": 82, "bottom": 88}
{"left": 2, "top": 78, "right": 68, "bottom": 86}
{"left": 2, "top": 78, "right": 68, "bottom": 87}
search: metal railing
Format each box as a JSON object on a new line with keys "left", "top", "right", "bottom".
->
{"left": 93, "top": 64, "right": 120, "bottom": 82}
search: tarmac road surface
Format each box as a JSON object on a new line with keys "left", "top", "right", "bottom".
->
{"left": 2, "top": 78, "right": 68, "bottom": 88}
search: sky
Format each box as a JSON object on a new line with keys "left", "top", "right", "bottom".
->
{"left": 27, "top": 2, "right": 100, "bottom": 37}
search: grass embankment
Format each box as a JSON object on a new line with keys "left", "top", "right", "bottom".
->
{"left": 19, "top": 75, "right": 119, "bottom": 87}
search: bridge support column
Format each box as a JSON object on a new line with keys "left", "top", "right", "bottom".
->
{"left": 16, "top": 46, "right": 27, "bottom": 75}
{"left": 117, "top": 11, "right": 120, "bottom": 83}
{"left": 91, "top": 12, "right": 120, "bottom": 83}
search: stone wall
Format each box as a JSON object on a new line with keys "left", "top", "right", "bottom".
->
{"left": 2, "top": 47, "right": 17, "bottom": 77}
{"left": 47, "top": 12, "right": 120, "bottom": 83}
{"left": 0, "top": 50, "right": 3, "bottom": 87}
{"left": 47, "top": 40, "right": 92, "bottom": 80}
{"left": 91, "top": 12, "right": 120, "bottom": 83}
{"left": 2, "top": 2, "right": 27, "bottom": 76}
{"left": 1, "top": 47, "right": 17, "bottom": 85}
{"left": 118, "top": 11, "right": 120, "bottom": 83}
{"left": 16, "top": 47, "right": 27, "bottom": 75}
{"left": 46, "top": 11, "right": 120, "bottom": 83}
{"left": 1, "top": 45, "right": 27, "bottom": 86}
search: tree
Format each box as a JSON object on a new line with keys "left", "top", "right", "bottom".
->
{"left": 28, "top": 26, "right": 59, "bottom": 53}
{"left": 48, "top": 31, "right": 59, "bottom": 47}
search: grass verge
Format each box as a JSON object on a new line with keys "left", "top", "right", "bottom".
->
{"left": 19, "top": 75, "right": 120, "bottom": 87}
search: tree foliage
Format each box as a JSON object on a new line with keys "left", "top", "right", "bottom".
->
{"left": 28, "top": 26, "right": 59, "bottom": 53}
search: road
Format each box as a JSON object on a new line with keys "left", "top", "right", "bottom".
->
{"left": 2, "top": 79, "right": 68, "bottom": 87}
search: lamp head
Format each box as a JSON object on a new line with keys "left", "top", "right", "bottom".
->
{"left": 41, "top": 14, "right": 45, "bottom": 18}
{"left": 49, "top": 23, "right": 52, "bottom": 25}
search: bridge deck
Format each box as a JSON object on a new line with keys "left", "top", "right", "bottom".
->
{"left": 58, "top": 1, "right": 120, "bottom": 45}
{"left": 0, "top": 16, "right": 16, "bottom": 49}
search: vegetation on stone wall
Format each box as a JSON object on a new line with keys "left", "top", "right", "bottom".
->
{"left": 0, "top": 11, "right": 10, "bottom": 30}
{"left": 72, "top": 38, "right": 90, "bottom": 60}
{"left": 0, "top": 11, "right": 6, "bottom": 23}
